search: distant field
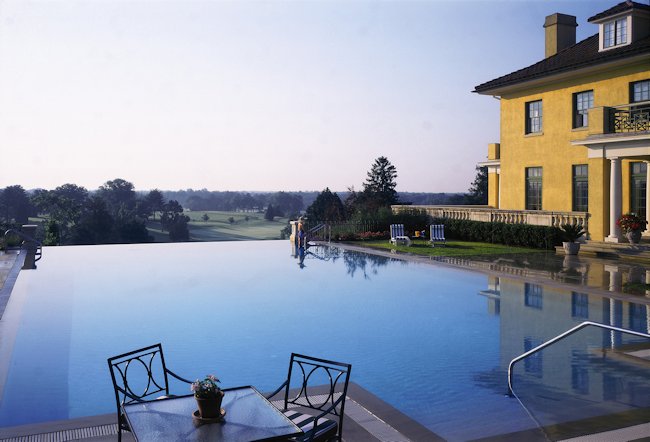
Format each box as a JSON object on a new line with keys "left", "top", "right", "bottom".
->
{"left": 148, "top": 210, "right": 289, "bottom": 242}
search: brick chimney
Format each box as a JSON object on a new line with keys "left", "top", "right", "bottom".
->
{"left": 544, "top": 13, "right": 577, "bottom": 58}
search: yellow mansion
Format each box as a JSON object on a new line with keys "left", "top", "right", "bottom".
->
{"left": 474, "top": 1, "right": 650, "bottom": 242}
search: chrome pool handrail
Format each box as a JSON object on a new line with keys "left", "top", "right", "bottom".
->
{"left": 507, "top": 320, "right": 650, "bottom": 396}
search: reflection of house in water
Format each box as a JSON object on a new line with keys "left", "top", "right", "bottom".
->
{"left": 478, "top": 261, "right": 650, "bottom": 428}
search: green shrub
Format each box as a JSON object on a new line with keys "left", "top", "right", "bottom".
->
{"left": 433, "top": 217, "right": 562, "bottom": 250}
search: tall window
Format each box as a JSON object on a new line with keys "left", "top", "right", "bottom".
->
{"left": 526, "top": 167, "right": 542, "bottom": 210}
{"left": 526, "top": 100, "right": 543, "bottom": 134}
{"left": 572, "top": 165, "right": 588, "bottom": 212}
{"left": 571, "top": 292, "right": 589, "bottom": 319}
{"left": 631, "top": 80, "right": 650, "bottom": 103}
{"left": 573, "top": 91, "right": 594, "bottom": 128}
{"left": 524, "top": 283, "right": 543, "bottom": 309}
{"left": 630, "top": 162, "right": 646, "bottom": 220}
{"left": 604, "top": 18, "right": 627, "bottom": 48}
{"left": 524, "top": 337, "right": 543, "bottom": 377}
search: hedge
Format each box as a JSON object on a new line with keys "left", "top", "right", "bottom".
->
{"left": 433, "top": 218, "right": 563, "bottom": 250}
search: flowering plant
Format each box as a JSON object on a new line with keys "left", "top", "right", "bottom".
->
{"left": 191, "top": 374, "right": 221, "bottom": 399}
{"left": 616, "top": 213, "right": 647, "bottom": 233}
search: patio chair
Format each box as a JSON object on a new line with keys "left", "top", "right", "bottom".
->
{"left": 389, "top": 224, "right": 411, "bottom": 246}
{"left": 107, "top": 343, "right": 192, "bottom": 442}
{"left": 266, "top": 353, "right": 352, "bottom": 442}
{"left": 430, "top": 224, "right": 446, "bottom": 247}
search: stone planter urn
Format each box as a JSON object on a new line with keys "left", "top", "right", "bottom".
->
{"left": 562, "top": 242, "right": 581, "bottom": 255}
{"left": 626, "top": 230, "right": 642, "bottom": 244}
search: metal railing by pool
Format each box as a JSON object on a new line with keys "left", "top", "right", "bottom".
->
{"left": 507, "top": 321, "right": 650, "bottom": 397}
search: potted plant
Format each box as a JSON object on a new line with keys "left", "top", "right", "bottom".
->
{"left": 191, "top": 374, "right": 224, "bottom": 419}
{"left": 616, "top": 213, "right": 647, "bottom": 244}
{"left": 561, "top": 223, "right": 585, "bottom": 255}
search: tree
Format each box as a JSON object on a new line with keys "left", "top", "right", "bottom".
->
{"left": 0, "top": 185, "right": 33, "bottom": 224}
{"left": 160, "top": 200, "right": 184, "bottom": 232}
{"left": 265, "top": 204, "right": 276, "bottom": 221}
{"left": 71, "top": 196, "right": 115, "bottom": 244}
{"left": 46, "top": 184, "right": 89, "bottom": 243}
{"left": 363, "top": 156, "right": 398, "bottom": 207}
{"left": 202, "top": 213, "right": 210, "bottom": 222}
{"left": 98, "top": 178, "right": 136, "bottom": 215}
{"left": 466, "top": 166, "right": 488, "bottom": 205}
{"left": 306, "top": 188, "right": 346, "bottom": 221}
{"left": 144, "top": 189, "right": 165, "bottom": 220}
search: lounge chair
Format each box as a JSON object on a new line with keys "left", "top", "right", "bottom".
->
{"left": 266, "top": 353, "right": 352, "bottom": 442}
{"left": 430, "top": 224, "right": 446, "bottom": 247}
{"left": 390, "top": 224, "right": 411, "bottom": 246}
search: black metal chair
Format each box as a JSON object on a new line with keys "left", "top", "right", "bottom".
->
{"left": 107, "top": 343, "right": 192, "bottom": 442}
{"left": 266, "top": 353, "right": 352, "bottom": 442}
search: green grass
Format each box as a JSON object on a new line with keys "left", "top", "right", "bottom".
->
{"left": 148, "top": 211, "right": 289, "bottom": 242}
{"left": 351, "top": 239, "right": 545, "bottom": 257}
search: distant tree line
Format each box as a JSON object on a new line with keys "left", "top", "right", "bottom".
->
{"left": 0, "top": 164, "right": 486, "bottom": 246}
{"left": 0, "top": 179, "right": 190, "bottom": 245}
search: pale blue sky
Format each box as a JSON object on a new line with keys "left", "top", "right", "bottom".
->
{"left": 0, "top": 0, "right": 616, "bottom": 192}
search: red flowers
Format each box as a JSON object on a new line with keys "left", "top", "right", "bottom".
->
{"left": 616, "top": 213, "right": 647, "bottom": 233}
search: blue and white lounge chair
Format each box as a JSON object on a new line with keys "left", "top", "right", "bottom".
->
{"left": 429, "top": 224, "right": 446, "bottom": 247}
{"left": 390, "top": 224, "right": 411, "bottom": 246}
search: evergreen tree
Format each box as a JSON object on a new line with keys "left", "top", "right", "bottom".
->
{"left": 363, "top": 156, "right": 398, "bottom": 207}
{"left": 306, "top": 188, "right": 346, "bottom": 221}
{"left": 466, "top": 166, "right": 488, "bottom": 205}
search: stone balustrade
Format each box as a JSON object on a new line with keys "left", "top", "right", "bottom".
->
{"left": 392, "top": 205, "right": 589, "bottom": 231}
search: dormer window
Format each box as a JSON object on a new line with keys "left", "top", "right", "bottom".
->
{"left": 603, "top": 18, "right": 627, "bottom": 48}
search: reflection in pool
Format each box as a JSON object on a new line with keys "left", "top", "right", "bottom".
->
{"left": 0, "top": 241, "right": 648, "bottom": 441}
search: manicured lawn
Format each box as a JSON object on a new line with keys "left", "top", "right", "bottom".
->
{"left": 351, "top": 239, "right": 545, "bottom": 257}
{"left": 148, "top": 211, "right": 288, "bottom": 242}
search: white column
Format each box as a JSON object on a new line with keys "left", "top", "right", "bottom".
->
{"left": 606, "top": 157, "right": 622, "bottom": 243}
{"left": 645, "top": 161, "right": 650, "bottom": 232}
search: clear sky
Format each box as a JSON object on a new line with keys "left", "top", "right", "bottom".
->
{"left": 0, "top": 0, "right": 617, "bottom": 193}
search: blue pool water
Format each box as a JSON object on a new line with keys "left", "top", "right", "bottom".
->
{"left": 0, "top": 241, "right": 648, "bottom": 440}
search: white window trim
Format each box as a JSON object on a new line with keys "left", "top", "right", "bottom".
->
{"left": 598, "top": 15, "right": 632, "bottom": 51}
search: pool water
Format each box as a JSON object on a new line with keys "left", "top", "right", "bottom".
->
{"left": 0, "top": 241, "right": 648, "bottom": 441}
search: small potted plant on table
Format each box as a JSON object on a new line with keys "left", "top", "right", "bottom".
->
{"left": 192, "top": 374, "right": 224, "bottom": 420}
{"left": 561, "top": 223, "right": 585, "bottom": 255}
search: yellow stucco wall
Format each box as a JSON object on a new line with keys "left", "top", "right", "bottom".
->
{"left": 497, "top": 64, "right": 649, "bottom": 240}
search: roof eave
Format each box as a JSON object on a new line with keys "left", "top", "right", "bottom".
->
{"left": 473, "top": 53, "right": 650, "bottom": 97}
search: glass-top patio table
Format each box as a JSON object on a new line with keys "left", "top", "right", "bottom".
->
{"left": 123, "top": 386, "right": 303, "bottom": 442}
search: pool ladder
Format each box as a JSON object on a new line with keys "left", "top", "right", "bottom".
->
{"left": 507, "top": 320, "right": 650, "bottom": 396}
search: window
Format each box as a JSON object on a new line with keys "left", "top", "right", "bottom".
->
{"left": 526, "top": 100, "right": 542, "bottom": 134}
{"left": 629, "top": 303, "right": 647, "bottom": 333}
{"left": 631, "top": 80, "right": 650, "bottom": 103}
{"left": 526, "top": 167, "right": 542, "bottom": 210}
{"left": 604, "top": 18, "right": 627, "bottom": 48}
{"left": 524, "top": 337, "right": 543, "bottom": 377}
{"left": 571, "top": 292, "right": 589, "bottom": 319}
{"left": 572, "top": 165, "right": 588, "bottom": 212}
{"left": 524, "top": 283, "right": 543, "bottom": 309}
{"left": 630, "top": 162, "right": 646, "bottom": 220}
{"left": 573, "top": 91, "right": 594, "bottom": 128}
{"left": 571, "top": 350, "right": 589, "bottom": 395}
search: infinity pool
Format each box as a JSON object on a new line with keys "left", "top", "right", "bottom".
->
{"left": 0, "top": 241, "right": 648, "bottom": 440}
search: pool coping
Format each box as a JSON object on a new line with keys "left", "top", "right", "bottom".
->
{"left": 0, "top": 382, "right": 442, "bottom": 441}
{"left": 0, "top": 251, "right": 23, "bottom": 320}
